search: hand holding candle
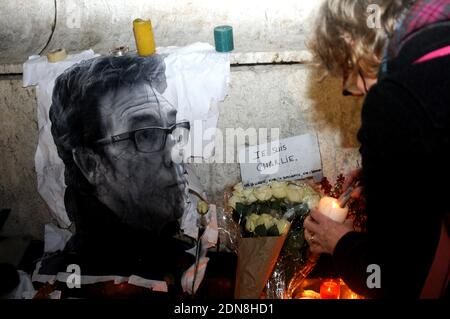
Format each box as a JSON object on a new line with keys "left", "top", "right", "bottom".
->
{"left": 317, "top": 196, "right": 349, "bottom": 223}
{"left": 304, "top": 177, "right": 355, "bottom": 255}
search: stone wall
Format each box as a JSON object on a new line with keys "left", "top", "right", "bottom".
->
{"left": 1, "top": 0, "right": 317, "bottom": 66}
{"left": 192, "top": 64, "right": 362, "bottom": 205}
{"left": 0, "top": 77, "right": 55, "bottom": 239}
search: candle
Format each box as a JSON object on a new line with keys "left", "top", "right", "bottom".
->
{"left": 317, "top": 196, "right": 349, "bottom": 223}
{"left": 133, "top": 19, "right": 156, "bottom": 56}
{"left": 349, "top": 292, "right": 359, "bottom": 299}
{"left": 340, "top": 283, "right": 362, "bottom": 299}
{"left": 320, "top": 280, "right": 340, "bottom": 299}
{"left": 214, "top": 25, "right": 234, "bottom": 52}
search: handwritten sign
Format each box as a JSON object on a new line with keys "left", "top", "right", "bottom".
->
{"left": 238, "top": 133, "right": 322, "bottom": 187}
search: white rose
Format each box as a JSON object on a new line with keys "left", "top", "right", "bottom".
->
{"left": 248, "top": 213, "right": 260, "bottom": 223}
{"left": 302, "top": 184, "right": 319, "bottom": 197}
{"left": 245, "top": 214, "right": 259, "bottom": 233}
{"left": 257, "top": 214, "right": 275, "bottom": 229}
{"left": 286, "top": 184, "right": 304, "bottom": 203}
{"left": 228, "top": 195, "right": 243, "bottom": 210}
{"left": 245, "top": 193, "right": 258, "bottom": 204}
{"left": 233, "top": 182, "right": 244, "bottom": 192}
{"left": 276, "top": 219, "right": 291, "bottom": 235}
{"left": 231, "top": 182, "right": 244, "bottom": 198}
{"left": 254, "top": 185, "right": 273, "bottom": 201}
{"left": 242, "top": 187, "right": 254, "bottom": 201}
{"left": 196, "top": 200, "right": 209, "bottom": 215}
{"left": 271, "top": 182, "right": 288, "bottom": 199}
{"left": 233, "top": 190, "right": 244, "bottom": 198}
{"left": 271, "top": 181, "right": 288, "bottom": 189}
{"left": 304, "top": 194, "right": 320, "bottom": 209}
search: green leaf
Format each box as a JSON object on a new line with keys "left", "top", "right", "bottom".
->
{"left": 232, "top": 209, "right": 240, "bottom": 224}
{"left": 267, "top": 224, "right": 280, "bottom": 237}
{"left": 294, "top": 203, "right": 310, "bottom": 217}
{"left": 270, "top": 200, "right": 282, "bottom": 210}
{"left": 254, "top": 224, "right": 268, "bottom": 237}
{"left": 270, "top": 199, "right": 287, "bottom": 212}
{"left": 235, "top": 202, "right": 246, "bottom": 216}
{"left": 243, "top": 230, "right": 254, "bottom": 238}
{"left": 260, "top": 205, "right": 272, "bottom": 214}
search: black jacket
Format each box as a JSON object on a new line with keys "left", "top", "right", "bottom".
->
{"left": 333, "top": 23, "right": 450, "bottom": 298}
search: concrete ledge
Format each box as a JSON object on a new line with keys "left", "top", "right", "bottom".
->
{"left": 0, "top": 49, "right": 313, "bottom": 75}
{"left": 0, "top": 64, "right": 23, "bottom": 75}
{"left": 230, "top": 50, "right": 313, "bottom": 65}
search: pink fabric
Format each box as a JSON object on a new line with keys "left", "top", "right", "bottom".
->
{"left": 388, "top": 0, "right": 450, "bottom": 58}
{"left": 415, "top": 45, "right": 450, "bottom": 63}
{"left": 406, "top": 0, "right": 450, "bottom": 35}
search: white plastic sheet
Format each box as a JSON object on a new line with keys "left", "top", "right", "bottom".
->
{"left": 44, "top": 224, "right": 72, "bottom": 253}
{"left": 23, "top": 50, "right": 99, "bottom": 228}
{"left": 3, "top": 270, "right": 36, "bottom": 299}
{"left": 180, "top": 165, "right": 219, "bottom": 294}
{"left": 31, "top": 261, "right": 168, "bottom": 293}
{"left": 159, "top": 42, "right": 230, "bottom": 159}
{"left": 181, "top": 204, "right": 218, "bottom": 295}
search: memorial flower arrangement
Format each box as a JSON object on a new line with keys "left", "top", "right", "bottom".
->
{"left": 226, "top": 180, "right": 321, "bottom": 299}
{"left": 226, "top": 174, "right": 368, "bottom": 299}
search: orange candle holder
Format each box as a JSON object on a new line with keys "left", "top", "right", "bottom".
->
{"left": 320, "top": 279, "right": 340, "bottom": 299}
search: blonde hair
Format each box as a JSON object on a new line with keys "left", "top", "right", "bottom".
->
{"left": 309, "top": 0, "right": 411, "bottom": 77}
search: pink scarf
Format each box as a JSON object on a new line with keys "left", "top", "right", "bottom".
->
{"left": 388, "top": 0, "right": 450, "bottom": 58}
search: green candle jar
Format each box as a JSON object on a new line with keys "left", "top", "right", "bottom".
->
{"left": 214, "top": 25, "right": 234, "bottom": 53}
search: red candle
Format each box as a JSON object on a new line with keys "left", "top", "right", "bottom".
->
{"left": 320, "top": 280, "right": 340, "bottom": 299}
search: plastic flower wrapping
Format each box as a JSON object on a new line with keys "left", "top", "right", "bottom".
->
{"left": 224, "top": 180, "right": 322, "bottom": 299}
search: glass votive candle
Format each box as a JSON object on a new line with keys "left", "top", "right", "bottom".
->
{"left": 320, "top": 279, "right": 340, "bottom": 299}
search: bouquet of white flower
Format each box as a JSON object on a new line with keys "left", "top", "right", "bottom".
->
{"left": 226, "top": 180, "right": 321, "bottom": 299}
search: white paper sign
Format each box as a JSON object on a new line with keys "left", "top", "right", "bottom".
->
{"left": 238, "top": 133, "right": 322, "bottom": 187}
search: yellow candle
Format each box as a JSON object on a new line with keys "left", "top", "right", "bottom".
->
{"left": 317, "top": 197, "right": 349, "bottom": 223}
{"left": 133, "top": 19, "right": 156, "bottom": 56}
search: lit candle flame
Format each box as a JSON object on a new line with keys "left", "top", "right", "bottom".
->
{"left": 332, "top": 200, "right": 340, "bottom": 209}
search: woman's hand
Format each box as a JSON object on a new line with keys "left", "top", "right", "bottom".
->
{"left": 342, "top": 168, "right": 363, "bottom": 199}
{"left": 304, "top": 209, "right": 354, "bottom": 255}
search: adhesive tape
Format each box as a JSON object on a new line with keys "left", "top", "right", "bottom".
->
{"left": 47, "top": 48, "right": 68, "bottom": 63}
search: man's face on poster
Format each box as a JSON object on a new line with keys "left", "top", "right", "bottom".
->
{"left": 82, "top": 83, "right": 188, "bottom": 234}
